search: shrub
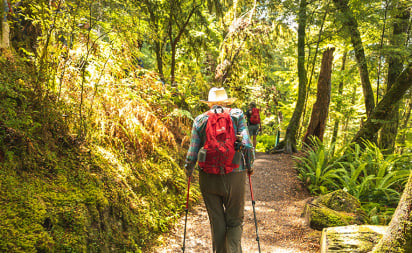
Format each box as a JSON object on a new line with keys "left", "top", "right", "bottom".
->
{"left": 256, "top": 134, "right": 277, "bottom": 152}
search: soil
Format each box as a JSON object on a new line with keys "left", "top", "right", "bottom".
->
{"left": 150, "top": 152, "right": 321, "bottom": 253}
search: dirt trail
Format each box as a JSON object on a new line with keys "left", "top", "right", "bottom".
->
{"left": 150, "top": 152, "right": 321, "bottom": 253}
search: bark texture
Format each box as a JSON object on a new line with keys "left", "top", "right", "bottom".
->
{"left": 285, "top": 0, "right": 307, "bottom": 153}
{"left": 372, "top": 172, "right": 412, "bottom": 252}
{"left": 352, "top": 63, "right": 412, "bottom": 145}
{"left": 303, "top": 48, "right": 335, "bottom": 145}
{"left": 379, "top": 2, "right": 410, "bottom": 153}
{"left": 333, "top": 0, "right": 375, "bottom": 118}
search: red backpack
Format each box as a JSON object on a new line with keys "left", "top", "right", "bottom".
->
{"left": 249, "top": 107, "right": 260, "bottom": 125}
{"left": 198, "top": 108, "right": 239, "bottom": 174}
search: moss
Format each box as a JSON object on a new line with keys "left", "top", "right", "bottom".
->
{"left": 324, "top": 225, "right": 385, "bottom": 252}
{"left": 309, "top": 205, "right": 357, "bottom": 230}
{"left": 314, "top": 189, "right": 361, "bottom": 212}
{"left": 0, "top": 50, "right": 201, "bottom": 252}
{"left": 305, "top": 190, "right": 368, "bottom": 231}
{"left": 0, "top": 143, "right": 197, "bottom": 252}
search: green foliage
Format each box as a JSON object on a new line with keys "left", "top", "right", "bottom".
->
{"left": 0, "top": 51, "right": 200, "bottom": 251}
{"left": 362, "top": 202, "right": 396, "bottom": 226}
{"left": 340, "top": 141, "right": 411, "bottom": 206}
{"left": 256, "top": 134, "right": 277, "bottom": 152}
{"left": 2, "top": 0, "right": 412, "bottom": 250}
{"left": 295, "top": 137, "right": 411, "bottom": 225}
{"left": 294, "top": 137, "right": 347, "bottom": 195}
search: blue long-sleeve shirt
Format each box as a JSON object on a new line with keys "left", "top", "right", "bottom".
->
{"left": 185, "top": 106, "right": 254, "bottom": 173}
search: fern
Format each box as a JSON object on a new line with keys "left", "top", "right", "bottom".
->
{"left": 294, "top": 137, "right": 348, "bottom": 195}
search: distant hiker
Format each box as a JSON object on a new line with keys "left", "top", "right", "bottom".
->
{"left": 1, "top": 0, "right": 12, "bottom": 49}
{"left": 245, "top": 102, "right": 261, "bottom": 149}
{"left": 185, "top": 87, "right": 254, "bottom": 253}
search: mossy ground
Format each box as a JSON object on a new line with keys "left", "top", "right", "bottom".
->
{"left": 0, "top": 54, "right": 200, "bottom": 252}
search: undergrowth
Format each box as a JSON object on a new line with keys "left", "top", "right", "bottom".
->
{"left": 0, "top": 52, "right": 199, "bottom": 252}
{"left": 294, "top": 137, "right": 411, "bottom": 225}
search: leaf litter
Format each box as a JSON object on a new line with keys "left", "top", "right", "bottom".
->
{"left": 150, "top": 152, "right": 321, "bottom": 253}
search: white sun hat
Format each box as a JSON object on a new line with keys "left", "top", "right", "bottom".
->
{"left": 201, "top": 87, "right": 237, "bottom": 106}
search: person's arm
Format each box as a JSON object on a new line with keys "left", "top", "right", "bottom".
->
{"left": 234, "top": 109, "right": 255, "bottom": 173}
{"left": 184, "top": 114, "right": 207, "bottom": 177}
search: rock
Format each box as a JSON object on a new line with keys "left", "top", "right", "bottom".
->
{"left": 303, "top": 190, "right": 368, "bottom": 230}
{"left": 320, "top": 225, "right": 387, "bottom": 253}
{"left": 313, "top": 190, "right": 360, "bottom": 212}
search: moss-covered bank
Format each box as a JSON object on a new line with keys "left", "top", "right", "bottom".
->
{"left": 0, "top": 54, "right": 199, "bottom": 252}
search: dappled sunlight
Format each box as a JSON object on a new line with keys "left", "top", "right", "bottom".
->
{"left": 243, "top": 199, "right": 318, "bottom": 253}
{"left": 93, "top": 145, "right": 145, "bottom": 208}
{"left": 152, "top": 153, "right": 320, "bottom": 252}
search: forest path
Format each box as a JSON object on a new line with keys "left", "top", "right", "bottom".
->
{"left": 150, "top": 152, "right": 321, "bottom": 253}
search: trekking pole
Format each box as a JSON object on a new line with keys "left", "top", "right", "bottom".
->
{"left": 248, "top": 173, "right": 261, "bottom": 253}
{"left": 182, "top": 176, "right": 191, "bottom": 252}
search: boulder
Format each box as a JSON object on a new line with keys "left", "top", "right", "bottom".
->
{"left": 313, "top": 189, "right": 361, "bottom": 212}
{"left": 303, "top": 190, "right": 368, "bottom": 230}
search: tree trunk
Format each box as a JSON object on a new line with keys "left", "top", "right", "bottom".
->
{"left": 168, "top": 2, "right": 198, "bottom": 85}
{"left": 330, "top": 50, "right": 347, "bottom": 155}
{"left": 303, "top": 48, "right": 335, "bottom": 145}
{"left": 372, "top": 171, "right": 412, "bottom": 252}
{"left": 379, "top": 2, "right": 410, "bottom": 154}
{"left": 143, "top": 0, "right": 164, "bottom": 79}
{"left": 397, "top": 98, "right": 411, "bottom": 153}
{"left": 284, "top": 0, "right": 307, "bottom": 153}
{"left": 352, "top": 63, "right": 412, "bottom": 145}
{"left": 301, "top": 3, "right": 330, "bottom": 141}
{"left": 333, "top": 0, "right": 375, "bottom": 118}
{"left": 154, "top": 41, "right": 164, "bottom": 79}
{"left": 343, "top": 84, "right": 357, "bottom": 144}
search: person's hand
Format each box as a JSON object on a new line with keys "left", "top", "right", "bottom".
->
{"left": 247, "top": 169, "right": 254, "bottom": 175}
{"left": 185, "top": 163, "right": 195, "bottom": 178}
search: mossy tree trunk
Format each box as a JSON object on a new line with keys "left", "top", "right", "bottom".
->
{"left": 372, "top": 171, "right": 412, "bottom": 252}
{"left": 352, "top": 63, "right": 412, "bottom": 145}
{"left": 303, "top": 48, "right": 334, "bottom": 145}
{"left": 333, "top": 0, "right": 375, "bottom": 118}
{"left": 397, "top": 99, "right": 411, "bottom": 150}
{"left": 285, "top": 0, "right": 307, "bottom": 153}
{"left": 378, "top": 2, "right": 410, "bottom": 154}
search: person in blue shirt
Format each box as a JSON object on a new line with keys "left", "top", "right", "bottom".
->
{"left": 185, "top": 87, "right": 254, "bottom": 253}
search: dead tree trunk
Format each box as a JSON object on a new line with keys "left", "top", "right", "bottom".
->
{"left": 372, "top": 171, "right": 412, "bottom": 252}
{"left": 303, "top": 48, "right": 335, "bottom": 145}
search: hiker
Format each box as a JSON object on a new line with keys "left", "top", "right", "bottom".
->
{"left": 1, "top": 0, "right": 11, "bottom": 49}
{"left": 245, "top": 102, "right": 261, "bottom": 149}
{"left": 185, "top": 87, "right": 254, "bottom": 253}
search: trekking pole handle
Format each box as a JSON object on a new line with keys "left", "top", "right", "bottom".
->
{"left": 248, "top": 174, "right": 255, "bottom": 201}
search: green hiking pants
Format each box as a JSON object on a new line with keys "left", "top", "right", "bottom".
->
{"left": 199, "top": 170, "right": 246, "bottom": 253}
